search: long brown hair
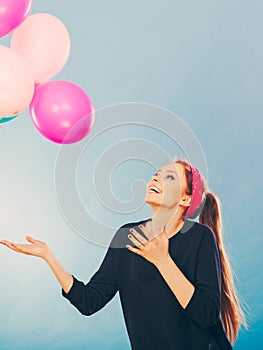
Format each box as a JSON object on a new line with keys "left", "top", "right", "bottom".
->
{"left": 176, "top": 159, "right": 247, "bottom": 344}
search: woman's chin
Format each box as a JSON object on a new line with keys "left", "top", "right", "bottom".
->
{"left": 144, "top": 196, "right": 160, "bottom": 205}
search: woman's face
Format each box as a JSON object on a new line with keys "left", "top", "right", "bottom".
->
{"left": 144, "top": 162, "right": 188, "bottom": 210}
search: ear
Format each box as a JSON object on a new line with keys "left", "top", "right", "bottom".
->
{"left": 179, "top": 195, "right": 191, "bottom": 208}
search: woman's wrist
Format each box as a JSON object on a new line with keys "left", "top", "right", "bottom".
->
{"left": 154, "top": 254, "right": 171, "bottom": 271}
{"left": 43, "top": 246, "right": 55, "bottom": 264}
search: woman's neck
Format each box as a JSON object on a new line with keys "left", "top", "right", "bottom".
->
{"left": 148, "top": 208, "right": 185, "bottom": 239}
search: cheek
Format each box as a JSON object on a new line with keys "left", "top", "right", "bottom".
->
{"left": 163, "top": 183, "right": 182, "bottom": 199}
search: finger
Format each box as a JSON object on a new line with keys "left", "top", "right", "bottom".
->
{"left": 129, "top": 228, "right": 148, "bottom": 244}
{"left": 157, "top": 225, "right": 168, "bottom": 240}
{"left": 125, "top": 244, "right": 143, "bottom": 256}
{"left": 26, "top": 236, "right": 37, "bottom": 243}
{"left": 10, "top": 244, "right": 29, "bottom": 254}
{"left": 128, "top": 233, "right": 145, "bottom": 250}
{"left": 0, "top": 240, "right": 9, "bottom": 245}
{"left": 162, "top": 225, "right": 168, "bottom": 236}
{"left": 10, "top": 243, "right": 29, "bottom": 253}
{"left": 138, "top": 224, "right": 153, "bottom": 240}
{"left": 9, "top": 242, "right": 35, "bottom": 255}
{"left": 139, "top": 223, "right": 161, "bottom": 243}
{"left": 0, "top": 240, "right": 16, "bottom": 248}
{"left": 0, "top": 241, "right": 25, "bottom": 254}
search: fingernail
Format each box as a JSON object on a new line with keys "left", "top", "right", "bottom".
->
{"left": 129, "top": 229, "right": 134, "bottom": 232}
{"left": 139, "top": 224, "right": 143, "bottom": 228}
{"left": 128, "top": 234, "right": 132, "bottom": 238}
{"left": 125, "top": 245, "right": 130, "bottom": 249}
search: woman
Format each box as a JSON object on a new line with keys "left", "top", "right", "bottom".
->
{"left": 0, "top": 159, "right": 246, "bottom": 350}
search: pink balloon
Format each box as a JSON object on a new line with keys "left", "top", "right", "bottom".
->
{"left": 0, "top": 0, "right": 33, "bottom": 38}
{"left": 11, "top": 13, "right": 70, "bottom": 83}
{"left": 29, "top": 81, "right": 95, "bottom": 144}
{"left": 0, "top": 45, "right": 35, "bottom": 116}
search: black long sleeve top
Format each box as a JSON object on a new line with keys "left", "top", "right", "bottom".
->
{"left": 62, "top": 218, "right": 233, "bottom": 350}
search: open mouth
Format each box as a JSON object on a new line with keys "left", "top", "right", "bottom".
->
{"left": 148, "top": 185, "right": 162, "bottom": 194}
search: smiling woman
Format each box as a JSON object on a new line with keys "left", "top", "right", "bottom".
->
{"left": 0, "top": 158, "right": 247, "bottom": 350}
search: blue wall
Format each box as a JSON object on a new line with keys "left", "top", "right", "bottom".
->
{"left": 0, "top": 0, "right": 262, "bottom": 349}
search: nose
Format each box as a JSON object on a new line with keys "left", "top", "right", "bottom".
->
{"left": 152, "top": 173, "right": 160, "bottom": 182}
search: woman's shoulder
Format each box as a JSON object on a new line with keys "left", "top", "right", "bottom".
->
{"left": 182, "top": 220, "right": 217, "bottom": 243}
{"left": 182, "top": 220, "right": 211, "bottom": 233}
{"left": 120, "top": 218, "right": 150, "bottom": 229}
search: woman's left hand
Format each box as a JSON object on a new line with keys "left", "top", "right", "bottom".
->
{"left": 126, "top": 224, "right": 169, "bottom": 267}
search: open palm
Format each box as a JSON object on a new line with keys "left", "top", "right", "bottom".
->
{"left": 0, "top": 236, "right": 50, "bottom": 259}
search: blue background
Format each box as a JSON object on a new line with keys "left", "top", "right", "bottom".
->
{"left": 0, "top": 0, "right": 262, "bottom": 349}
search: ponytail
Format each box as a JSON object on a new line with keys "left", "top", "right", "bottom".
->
{"left": 175, "top": 159, "right": 247, "bottom": 344}
{"left": 199, "top": 192, "right": 247, "bottom": 344}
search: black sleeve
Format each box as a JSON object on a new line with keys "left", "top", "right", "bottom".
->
{"left": 62, "top": 246, "right": 118, "bottom": 316}
{"left": 184, "top": 228, "right": 222, "bottom": 330}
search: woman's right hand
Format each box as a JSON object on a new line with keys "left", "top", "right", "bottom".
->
{"left": 0, "top": 236, "right": 51, "bottom": 260}
{"left": 1, "top": 236, "right": 74, "bottom": 293}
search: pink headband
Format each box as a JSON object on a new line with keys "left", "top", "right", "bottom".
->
{"left": 185, "top": 165, "right": 203, "bottom": 217}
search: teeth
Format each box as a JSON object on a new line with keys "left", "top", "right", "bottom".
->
{"left": 149, "top": 186, "right": 161, "bottom": 193}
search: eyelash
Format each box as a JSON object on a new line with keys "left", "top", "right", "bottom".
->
{"left": 153, "top": 173, "right": 175, "bottom": 180}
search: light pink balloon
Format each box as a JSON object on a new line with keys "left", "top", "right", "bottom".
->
{"left": 29, "top": 81, "right": 95, "bottom": 144}
{"left": 11, "top": 13, "right": 71, "bottom": 83}
{"left": 0, "top": 45, "right": 35, "bottom": 116}
{"left": 0, "top": 0, "right": 33, "bottom": 38}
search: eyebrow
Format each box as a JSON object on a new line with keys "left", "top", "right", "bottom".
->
{"left": 156, "top": 169, "right": 178, "bottom": 175}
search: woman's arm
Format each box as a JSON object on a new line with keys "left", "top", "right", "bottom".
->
{"left": 126, "top": 226, "right": 195, "bottom": 308}
{"left": 1, "top": 235, "right": 119, "bottom": 316}
{"left": 0, "top": 236, "right": 73, "bottom": 293}
{"left": 62, "top": 246, "right": 119, "bottom": 316}
{"left": 127, "top": 224, "right": 221, "bottom": 329}
{"left": 155, "top": 255, "right": 195, "bottom": 309}
{"left": 45, "top": 249, "right": 73, "bottom": 293}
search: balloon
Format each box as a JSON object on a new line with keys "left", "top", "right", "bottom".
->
{"left": 0, "top": 0, "right": 33, "bottom": 38}
{"left": 11, "top": 13, "right": 71, "bottom": 83}
{"left": 29, "top": 81, "right": 95, "bottom": 144}
{"left": 0, "top": 45, "right": 35, "bottom": 116}
{"left": 0, "top": 115, "right": 19, "bottom": 124}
